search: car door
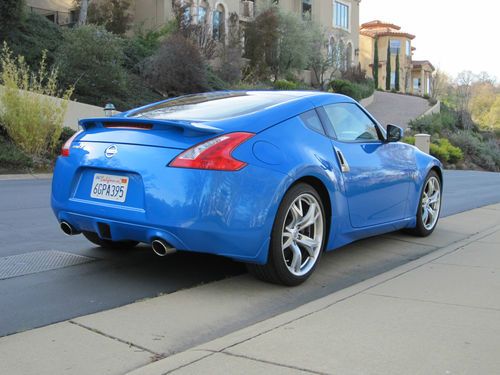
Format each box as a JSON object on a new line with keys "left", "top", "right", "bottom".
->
{"left": 319, "top": 102, "right": 414, "bottom": 228}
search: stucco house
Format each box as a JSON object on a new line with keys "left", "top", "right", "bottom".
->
{"left": 359, "top": 20, "right": 434, "bottom": 96}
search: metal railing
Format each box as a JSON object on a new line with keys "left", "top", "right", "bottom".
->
{"left": 26, "top": 5, "right": 77, "bottom": 27}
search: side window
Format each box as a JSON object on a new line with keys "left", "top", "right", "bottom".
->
{"left": 323, "top": 103, "right": 380, "bottom": 142}
{"left": 300, "top": 110, "right": 325, "bottom": 135}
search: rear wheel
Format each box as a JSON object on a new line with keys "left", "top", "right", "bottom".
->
{"left": 247, "top": 183, "right": 326, "bottom": 286}
{"left": 82, "top": 231, "right": 139, "bottom": 249}
{"left": 408, "top": 170, "right": 442, "bottom": 237}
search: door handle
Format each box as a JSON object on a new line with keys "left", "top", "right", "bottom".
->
{"left": 334, "top": 147, "right": 350, "bottom": 173}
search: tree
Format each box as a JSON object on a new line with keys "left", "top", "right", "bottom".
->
{"left": 216, "top": 12, "right": 243, "bottom": 83}
{"left": 174, "top": 2, "right": 218, "bottom": 60}
{"left": 244, "top": 7, "right": 280, "bottom": 80}
{"left": 373, "top": 37, "right": 379, "bottom": 89}
{"left": 77, "top": 0, "right": 90, "bottom": 25}
{"left": 395, "top": 51, "right": 400, "bottom": 91}
{"left": 88, "top": 0, "right": 134, "bottom": 35}
{"left": 0, "top": 0, "right": 25, "bottom": 39}
{"left": 455, "top": 70, "right": 476, "bottom": 131}
{"left": 143, "top": 34, "right": 209, "bottom": 96}
{"left": 385, "top": 42, "right": 391, "bottom": 90}
{"left": 275, "top": 11, "right": 313, "bottom": 80}
{"left": 430, "top": 68, "right": 450, "bottom": 102}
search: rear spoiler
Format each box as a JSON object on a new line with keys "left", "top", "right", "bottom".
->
{"left": 78, "top": 117, "right": 224, "bottom": 135}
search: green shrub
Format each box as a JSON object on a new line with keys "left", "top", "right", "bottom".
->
{"left": 57, "top": 25, "right": 128, "bottom": 107}
{"left": 274, "top": 79, "right": 299, "bottom": 90}
{"left": 431, "top": 138, "right": 463, "bottom": 164}
{"left": 0, "top": 44, "right": 73, "bottom": 157}
{"left": 0, "top": 135, "right": 33, "bottom": 172}
{"left": 402, "top": 136, "right": 415, "bottom": 145}
{"left": 7, "top": 12, "right": 63, "bottom": 68}
{"left": 329, "top": 79, "right": 374, "bottom": 101}
{"left": 449, "top": 131, "right": 500, "bottom": 171}
{"left": 430, "top": 142, "right": 449, "bottom": 163}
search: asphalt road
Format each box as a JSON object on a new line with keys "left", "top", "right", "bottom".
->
{"left": 0, "top": 170, "right": 499, "bottom": 337}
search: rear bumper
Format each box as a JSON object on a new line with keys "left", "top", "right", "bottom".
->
{"left": 51, "top": 145, "right": 290, "bottom": 264}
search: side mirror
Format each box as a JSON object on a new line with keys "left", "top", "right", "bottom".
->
{"left": 386, "top": 124, "right": 403, "bottom": 142}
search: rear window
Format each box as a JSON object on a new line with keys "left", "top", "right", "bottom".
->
{"left": 129, "top": 92, "right": 294, "bottom": 122}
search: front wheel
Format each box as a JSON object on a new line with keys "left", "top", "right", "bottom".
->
{"left": 82, "top": 231, "right": 139, "bottom": 249}
{"left": 247, "top": 183, "right": 326, "bottom": 286}
{"left": 409, "top": 170, "right": 442, "bottom": 237}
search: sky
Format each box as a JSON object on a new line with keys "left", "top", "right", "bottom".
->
{"left": 360, "top": 0, "right": 500, "bottom": 81}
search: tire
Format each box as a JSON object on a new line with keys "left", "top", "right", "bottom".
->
{"left": 247, "top": 183, "right": 327, "bottom": 286}
{"left": 408, "top": 170, "right": 442, "bottom": 237}
{"left": 82, "top": 231, "right": 139, "bottom": 249}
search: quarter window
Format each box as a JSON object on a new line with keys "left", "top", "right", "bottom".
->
{"left": 334, "top": 1, "right": 349, "bottom": 30}
{"left": 300, "top": 110, "right": 325, "bottom": 135}
{"left": 322, "top": 103, "right": 380, "bottom": 142}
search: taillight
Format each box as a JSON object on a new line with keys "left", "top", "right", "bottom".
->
{"left": 61, "top": 130, "right": 83, "bottom": 157}
{"left": 169, "top": 132, "right": 255, "bottom": 171}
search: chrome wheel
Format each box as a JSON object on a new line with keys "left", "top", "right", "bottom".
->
{"left": 421, "top": 176, "right": 441, "bottom": 230}
{"left": 281, "top": 193, "right": 324, "bottom": 277}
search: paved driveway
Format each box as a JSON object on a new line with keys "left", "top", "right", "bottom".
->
{"left": 365, "top": 91, "right": 431, "bottom": 129}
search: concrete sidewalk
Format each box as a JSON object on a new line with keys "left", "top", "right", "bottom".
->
{"left": 0, "top": 204, "right": 499, "bottom": 375}
{"left": 130, "top": 206, "right": 500, "bottom": 375}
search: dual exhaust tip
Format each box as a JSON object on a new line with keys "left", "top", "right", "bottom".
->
{"left": 151, "top": 239, "right": 177, "bottom": 256}
{"left": 60, "top": 221, "right": 79, "bottom": 236}
{"left": 60, "top": 221, "right": 176, "bottom": 256}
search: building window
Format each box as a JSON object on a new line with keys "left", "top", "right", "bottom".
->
{"left": 413, "top": 78, "right": 421, "bottom": 92}
{"left": 391, "top": 72, "right": 396, "bottom": 89}
{"left": 390, "top": 39, "right": 401, "bottom": 55}
{"left": 182, "top": 5, "right": 191, "bottom": 26}
{"left": 334, "top": 1, "right": 349, "bottom": 30}
{"left": 406, "top": 40, "right": 411, "bottom": 57}
{"left": 213, "top": 5, "right": 225, "bottom": 41}
{"left": 198, "top": 6, "right": 207, "bottom": 23}
{"left": 302, "top": 0, "right": 312, "bottom": 21}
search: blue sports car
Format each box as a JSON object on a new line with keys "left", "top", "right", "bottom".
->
{"left": 52, "top": 91, "right": 442, "bottom": 285}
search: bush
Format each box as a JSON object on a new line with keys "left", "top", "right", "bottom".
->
{"left": 402, "top": 136, "right": 415, "bottom": 145}
{"left": 329, "top": 79, "right": 374, "bottom": 101}
{"left": 449, "top": 131, "right": 500, "bottom": 171}
{"left": 0, "top": 44, "right": 73, "bottom": 157}
{"left": 0, "top": 135, "right": 33, "bottom": 172}
{"left": 430, "top": 138, "right": 463, "bottom": 164}
{"left": 0, "top": 0, "right": 25, "bottom": 40}
{"left": 408, "top": 106, "right": 458, "bottom": 135}
{"left": 143, "top": 34, "right": 209, "bottom": 96}
{"left": 7, "top": 12, "right": 63, "bottom": 68}
{"left": 274, "top": 79, "right": 299, "bottom": 90}
{"left": 57, "top": 25, "right": 128, "bottom": 107}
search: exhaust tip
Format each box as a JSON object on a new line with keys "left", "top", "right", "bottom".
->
{"left": 152, "top": 239, "right": 177, "bottom": 257}
{"left": 60, "top": 221, "right": 75, "bottom": 236}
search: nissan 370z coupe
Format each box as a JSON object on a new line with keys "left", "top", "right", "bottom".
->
{"left": 52, "top": 91, "right": 443, "bottom": 286}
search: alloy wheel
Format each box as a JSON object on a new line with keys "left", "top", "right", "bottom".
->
{"left": 421, "top": 176, "right": 441, "bottom": 230}
{"left": 281, "top": 193, "right": 324, "bottom": 277}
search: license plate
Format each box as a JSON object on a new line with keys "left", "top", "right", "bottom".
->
{"left": 90, "top": 173, "right": 129, "bottom": 203}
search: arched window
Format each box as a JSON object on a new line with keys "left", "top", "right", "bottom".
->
{"left": 213, "top": 4, "right": 225, "bottom": 41}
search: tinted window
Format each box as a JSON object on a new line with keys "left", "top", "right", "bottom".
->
{"left": 300, "top": 110, "right": 325, "bottom": 135}
{"left": 323, "top": 103, "right": 380, "bottom": 142}
{"left": 129, "top": 92, "right": 294, "bottom": 121}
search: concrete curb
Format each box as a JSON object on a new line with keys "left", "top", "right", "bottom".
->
{"left": 359, "top": 93, "right": 374, "bottom": 107}
{"left": 0, "top": 173, "right": 52, "bottom": 181}
{"left": 126, "top": 217, "right": 500, "bottom": 374}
